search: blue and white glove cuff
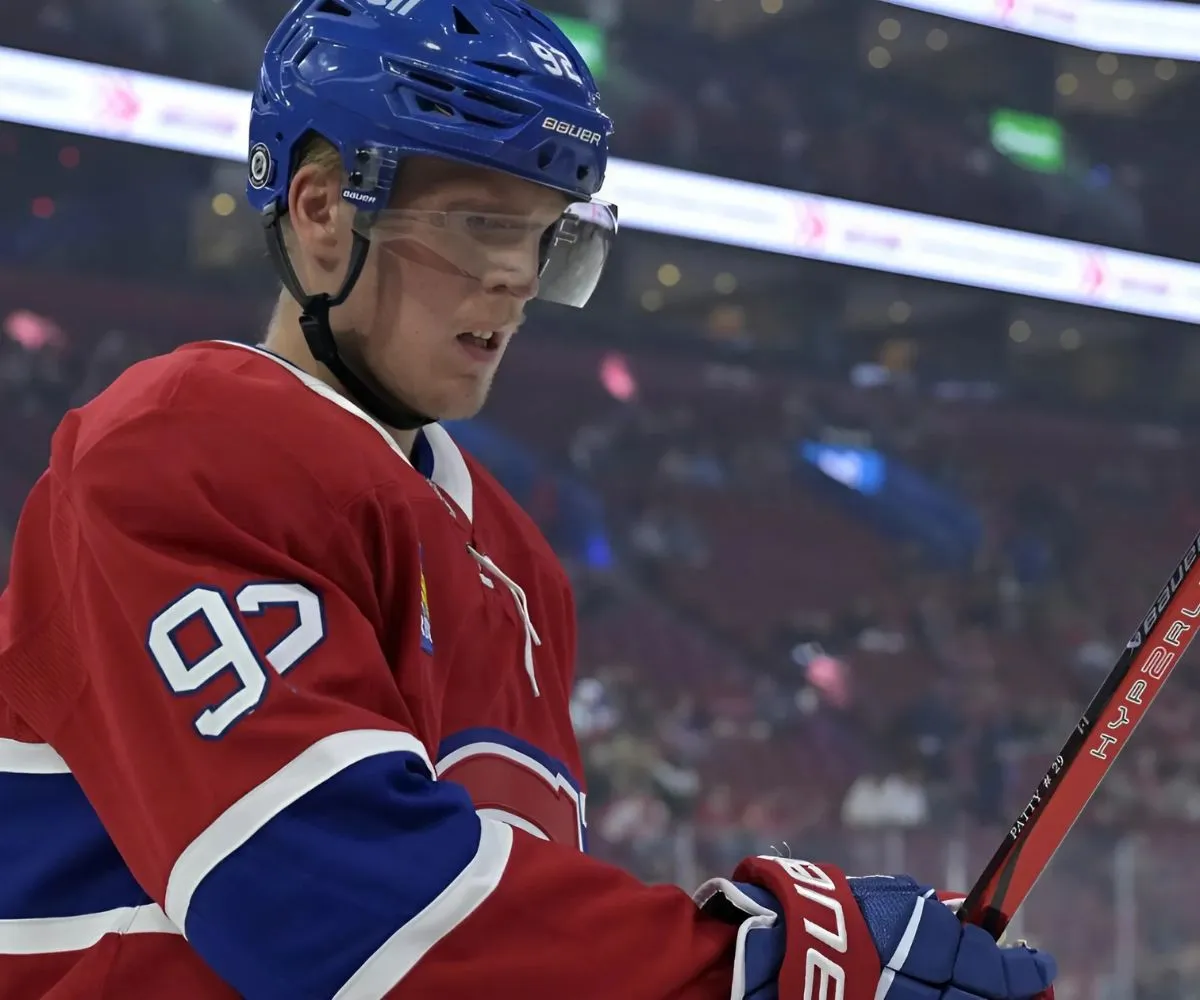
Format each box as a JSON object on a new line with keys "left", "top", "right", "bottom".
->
{"left": 694, "top": 877, "right": 780, "bottom": 1000}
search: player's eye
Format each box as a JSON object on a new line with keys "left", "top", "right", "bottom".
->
{"left": 460, "top": 214, "right": 532, "bottom": 246}
{"left": 462, "top": 214, "right": 495, "bottom": 232}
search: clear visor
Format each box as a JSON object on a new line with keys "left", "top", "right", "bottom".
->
{"left": 352, "top": 200, "right": 617, "bottom": 308}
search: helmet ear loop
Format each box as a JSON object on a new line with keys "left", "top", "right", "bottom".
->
{"left": 263, "top": 205, "right": 434, "bottom": 430}
{"left": 263, "top": 206, "right": 369, "bottom": 369}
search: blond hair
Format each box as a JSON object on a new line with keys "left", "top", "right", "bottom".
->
{"left": 295, "top": 133, "right": 343, "bottom": 177}
{"left": 282, "top": 134, "right": 345, "bottom": 238}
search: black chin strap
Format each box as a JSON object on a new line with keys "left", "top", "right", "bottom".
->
{"left": 263, "top": 206, "right": 435, "bottom": 431}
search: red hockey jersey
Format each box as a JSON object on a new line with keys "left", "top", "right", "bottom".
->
{"left": 0, "top": 342, "right": 739, "bottom": 999}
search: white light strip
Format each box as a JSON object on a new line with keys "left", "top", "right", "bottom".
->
{"left": 0, "top": 46, "right": 252, "bottom": 160}
{"left": 878, "top": 0, "right": 1200, "bottom": 61}
{"left": 3, "top": 45, "right": 1200, "bottom": 323}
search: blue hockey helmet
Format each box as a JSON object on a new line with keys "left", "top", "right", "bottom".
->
{"left": 249, "top": 0, "right": 612, "bottom": 212}
{"left": 247, "top": 0, "right": 618, "bottom": 428}
{"left": 249, "top": 0, "right": 614, "bottom": 212}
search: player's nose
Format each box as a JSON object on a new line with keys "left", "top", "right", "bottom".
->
{"left": 481, "top": 248, "right": 541, "bottom": 301}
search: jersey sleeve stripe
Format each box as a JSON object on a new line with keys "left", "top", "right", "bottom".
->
{"left": 436, "top": 726, "right": 582, "bottom": 790}
{"left": 477, "top": 807, "right": 549, "bottom": 841}
{"left": 165, "top": 728, "right": 433, "bottom": 929}
{"left": 331, "top": 818, "right": 512, "bottom": 1000}
{"left": 177, "top": 746, "right": 507, "bottom": 999}
{"left": 0, "top": 738, "right": 70, "bottom": 774}
{"left": 0, "top": 904, "right": 180, "bottom": 955}
{"left": 0, "top": 771, "right": 153, "bottom": 920}
{"left": 435, "top": 727, "right": 587, "bottom": 850}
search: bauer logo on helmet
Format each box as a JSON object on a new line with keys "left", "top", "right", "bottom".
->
{"left": 541, "top": 117, "right": 603, "bottom": 146}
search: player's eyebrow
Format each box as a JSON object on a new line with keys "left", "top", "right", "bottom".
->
{"left": 441, "top": 196, "right": 512, "bottom": 213}
{"left": 443, "top": 185, "right": 568, "bottom": 215}
{"left": 438, "top": 196, "right": 568, "bottom": 231}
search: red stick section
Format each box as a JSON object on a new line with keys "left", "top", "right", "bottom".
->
{"left": 960, "top": 530, "right": 1200, "bottom": 939}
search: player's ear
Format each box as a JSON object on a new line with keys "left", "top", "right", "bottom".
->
{"left": 288, "top": 162, "right": 348, "bottom": 276}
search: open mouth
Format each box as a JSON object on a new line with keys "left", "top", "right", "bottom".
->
{"left": 457, "top": 331, "right": 500, "bottom": 352}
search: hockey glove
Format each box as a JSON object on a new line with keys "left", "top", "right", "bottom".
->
{"left": 695, "top": 857, "right": 1057, "bottom": 1000}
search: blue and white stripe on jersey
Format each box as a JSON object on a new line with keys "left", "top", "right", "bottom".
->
{"left": 0, "top": 738, "right": 180, "bottom": 954}
{"left": 168, "top": 728, "right": 512, "bottom": 1000}
{"left": 436, "top": 726, "right": 588, "bottom": 852}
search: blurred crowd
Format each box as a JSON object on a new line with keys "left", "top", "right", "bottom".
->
{"left": 550, "top": 351, "right": 1200, "bottom": 839}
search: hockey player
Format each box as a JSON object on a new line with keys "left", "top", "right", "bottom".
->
{"left": 0, "top": 1, "right": 1059, "bottom": 998}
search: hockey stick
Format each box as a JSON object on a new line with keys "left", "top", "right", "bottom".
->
{"left": 958, "top": 529, "right": 1200, "bottom": 939}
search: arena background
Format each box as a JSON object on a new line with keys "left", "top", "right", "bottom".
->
{"left": 4, "top": 1, "right": 1200, "bottom": 995}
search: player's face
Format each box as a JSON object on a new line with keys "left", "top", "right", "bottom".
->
{"left": 344, "top": 157, "right": 569, "bottom": 421}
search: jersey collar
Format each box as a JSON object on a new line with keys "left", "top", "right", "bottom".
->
{"left": 213, "top": 341, "right": 475, "bottom": 523}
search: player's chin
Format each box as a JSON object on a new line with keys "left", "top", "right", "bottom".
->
{"left": 428, "top": 378, "right": 493, "bottom": 422}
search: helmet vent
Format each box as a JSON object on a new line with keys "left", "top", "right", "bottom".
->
{"left": 253, "top": 80, "right": 273, "bottom": 113}
{"left": 462, "top": 87, "right": 525, "bottom": 113}
{"left": 389, "top": 63, "right": 539, "bottom": 127}
{"left": 316, "top": 0, "right": 351, "bottom": 15}
{"left": 407, "top": 70, "right": 456, "bottom": 92}
{"left": 474, "top": 60, "right": 523, "bottom": 77}
{"left": 452, "top": 6, "right": 480, "bottom": 34}
{"left": 414, "top": 95, "right": 456, "bottom": 117}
